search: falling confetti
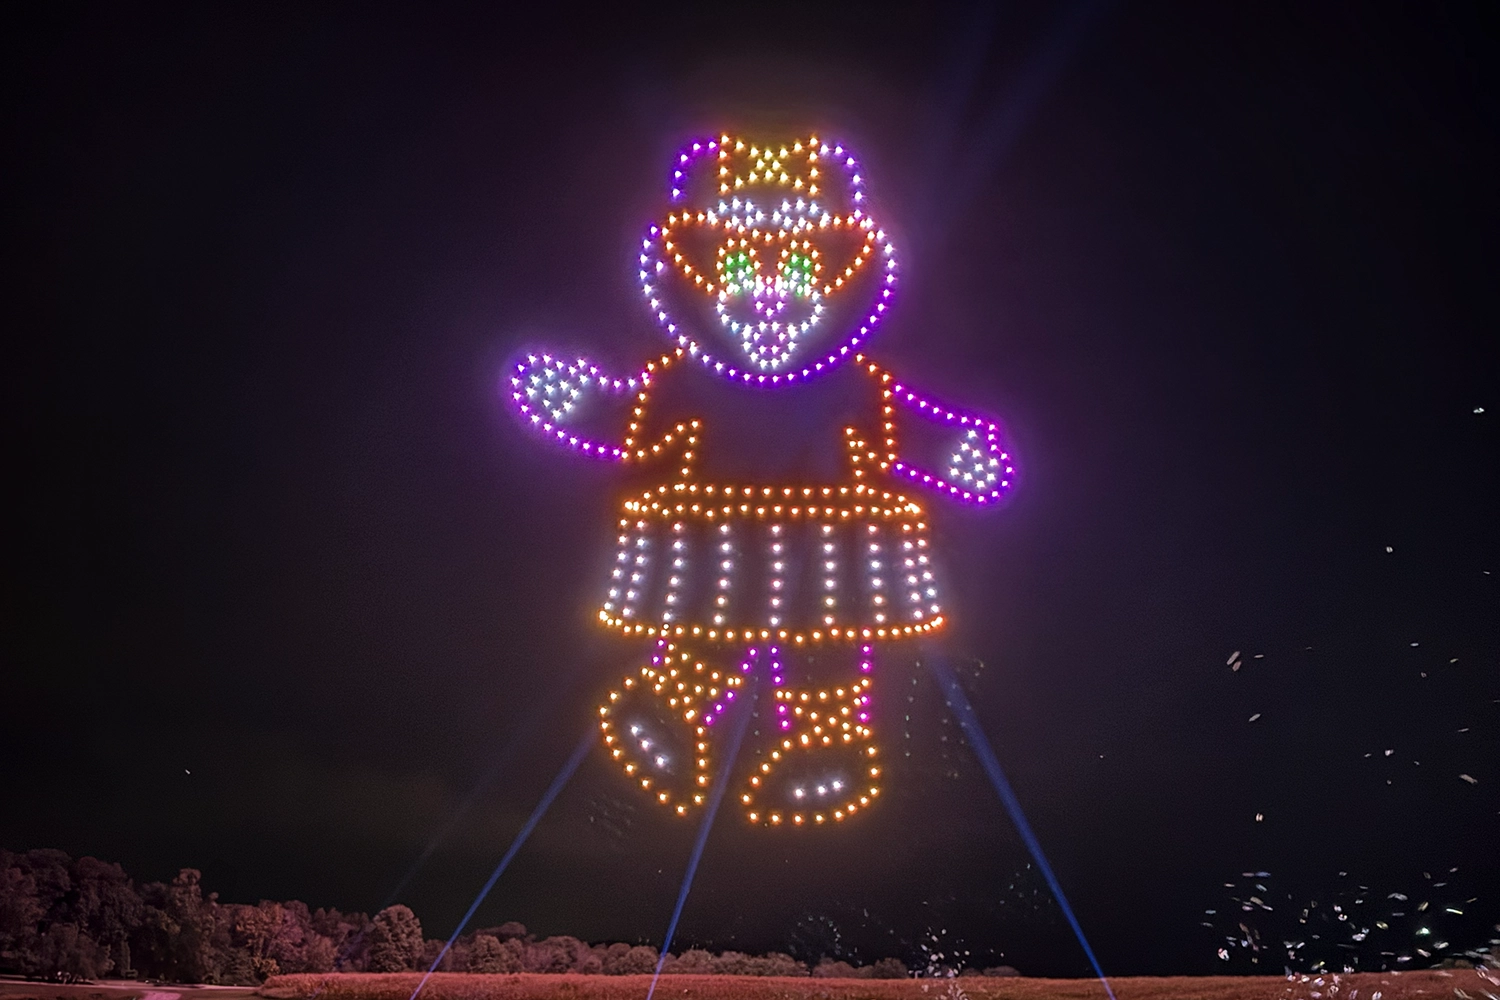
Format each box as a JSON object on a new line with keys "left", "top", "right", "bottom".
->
{"left": 1459, "top": 774, "right": 1478, "bottom": 785}
{"left": 1248, "top": 713, "right": 1262, "bottom": 723}
{"left": 1206, "top": 870, "right": 1492, "bottom": 973}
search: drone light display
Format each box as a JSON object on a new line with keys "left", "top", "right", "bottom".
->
{"left": 509, "top": 134, "right": 1016, "bottom": 828}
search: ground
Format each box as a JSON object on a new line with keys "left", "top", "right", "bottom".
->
{"left": 0, "top": 978, "right": 257, "bottom": 1000}
{"left": 4, "top": 971, "right": 1496, "bottom": 1000}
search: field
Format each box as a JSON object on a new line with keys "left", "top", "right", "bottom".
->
{"left": 252, "top": 970, "right": 1497, "bottom": 1000}
{"left": 4, "top": 971, "right": 1496, "bottom": 1000}
{"left": 0, "top": 979, "right": 257, "bottom": 1000}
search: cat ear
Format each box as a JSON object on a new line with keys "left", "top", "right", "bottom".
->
{"left": 806, "top": 215, "right": 883, "bottom": 300}
{"left": 656, "top": 211, "right": 734, "bottom": 300}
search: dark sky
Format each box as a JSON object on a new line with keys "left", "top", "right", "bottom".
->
{"left": 4, "top": 1, "right": 1497, "bottom": 979}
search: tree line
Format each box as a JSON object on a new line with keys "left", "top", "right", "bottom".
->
{"left": 0, "top": 848, "right": 918, "bottom": 984}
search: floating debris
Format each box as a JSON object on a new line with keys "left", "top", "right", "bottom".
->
{"left": 1207, "top": 870, "right": 1485, "bottom": 973}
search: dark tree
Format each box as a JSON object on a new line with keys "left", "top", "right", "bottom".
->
{"left": 710, "top": 950, "right": 753, "bottom": 975}
{"left": 2, "top": 849, "right": 921, "bottom": 981}
{"left": 812, "top": 957, "right": 858, "bottom": 978}
{"left": 418, "top": 937, "right": 448, "bottom": 972}
{"left": 0, "top": 851, "right": 46, "bottom": 976}
{"left": 466, "top": 934, "right": 521, "bottom": 974}
{"left": 749, "top": 952, "right": 808, "bottom": 976}
{"left": 492, "top": 921, "right": 527, "bottom": 942}
{"left": 663, "top": 948, "right": 715, "bottom": 974}
{"left": 604, "top": 944, "right": 657, "bottom": 975}
{"left": 218, "top": 901, "right": 289, "bottom": 983}
{"left": 366, "top": 905, "right": 423, "bottom": 972}
{"left": 522, "top": 935, "right": 581, "bottom": 974}
{"left": 870, "top": 956, "right": 909, "bottom": 978}
{"left": 0, "top": 849, "right": 134, "bottom": 981}
{"left": 134, "top": 869, "right": 225, "bottom": 983}
{"left": 266, "top": 901, "right": 336, "bottom": 974}
{"left": 68, "top": 856, "right": 142, "bottom": 978}
{"left": 32, "top": 922, "right": 110, "bottom": 982}
{"left": 310, "top": 907, "right": 372, "bottom": 971}
{"left": 575, "top": 944, "right": 604, "bottom": 975}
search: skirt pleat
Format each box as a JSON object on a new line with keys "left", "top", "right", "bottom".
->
{"left": 597, "top": 483, "right": 945, "bottom": 643}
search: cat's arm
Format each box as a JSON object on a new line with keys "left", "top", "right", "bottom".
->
{"left": 507, "top": 350, "right": 696, "bottom": 467}
{"left": 851, "top": 357, "right": 1017, "bottom": 506}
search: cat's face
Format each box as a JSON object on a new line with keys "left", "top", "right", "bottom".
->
{"left": 640, "top": 135, "right": 897, "bottom": 385}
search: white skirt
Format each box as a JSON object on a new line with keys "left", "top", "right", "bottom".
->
{"left": 596, "top": 481, "right": 946, "bottom": 644}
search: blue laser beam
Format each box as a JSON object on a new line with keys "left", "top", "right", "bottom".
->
{"left": 410, "top": 729, "right": 595, "bottom": 1000}
{"left": 313, "top": 740, "right": 531, "bottom": 996}
{"left": 931, "top": 0, "right": 1116, "bottom": 236}
{"left": 645, "top": 680, "right": 756, "bottom": 1000}
{"left": 315, "top": 677, "right": 595, "bottom": 987}
{"left": 930, "top": 657, "right": 1117, "bottom": 1000}
{"left": 383, "top": 694, "right": 571, "bottom": 908}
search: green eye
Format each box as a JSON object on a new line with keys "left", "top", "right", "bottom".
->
{"left": 718, "top": 250, "right": 757, "bottom": 294}
{"left": 778, "top": 252, "right": 814, "bottom": 297}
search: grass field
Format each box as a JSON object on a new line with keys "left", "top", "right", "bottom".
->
{"left": 0, "top": 979, "right": 257, "bottom": 1000}
{"left": 250, "top": 969, "right": 1498, "bottom": 1000}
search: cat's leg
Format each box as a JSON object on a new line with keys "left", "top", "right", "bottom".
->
{"left": 599, "top": 637, "right": 751, "bottom": 816}
{"left": 739, "top": 644, "right": 881, "bottom": 827}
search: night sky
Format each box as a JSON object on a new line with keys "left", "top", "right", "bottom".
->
{"left": 4, "top": 2, "right": 1497, "bottom": 979}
